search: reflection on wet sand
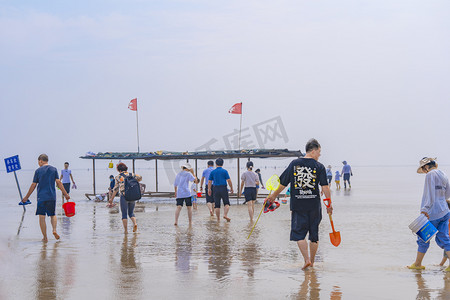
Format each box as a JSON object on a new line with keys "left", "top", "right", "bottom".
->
{"left": 35, "top": 243, "right": 59, "bottom": 300}
{"left": 295, "top": 269, "right": 321, "bottom": 300}
{"left": 438, "top": 272, "right": 450, "bottom": 300}
{"left": 239, "top": 224, "right": 261, "bottom": 280}
{"left": 414, "top": 272, "right": 450, "bottom": 300}
{"left": 175, "top": 227, "right": 193, "bottom": 272}
{"left": 205, "top": 222, "right": 232, "bottom": 280}
{"left": 115, "top": 234, "right": 143, "bottom": 299}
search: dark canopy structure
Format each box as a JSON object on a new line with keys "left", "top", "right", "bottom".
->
{"left": 80, "top": 149, "right": 303, "bottom": 200}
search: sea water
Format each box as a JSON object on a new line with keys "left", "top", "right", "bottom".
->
{"left": 1, "top": 165, "right": 450, "bottom": 299}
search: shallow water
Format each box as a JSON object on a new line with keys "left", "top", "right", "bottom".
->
{"left": 1, "top": 166, "right": 450, "bottom": 299}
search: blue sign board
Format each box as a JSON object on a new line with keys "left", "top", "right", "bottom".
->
{"left": 5, "top": 155, "right": 21, "bottom": 173}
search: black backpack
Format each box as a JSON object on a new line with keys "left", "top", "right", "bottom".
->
{"left": 121, "top": 173, "right": 142, "bottom": 201}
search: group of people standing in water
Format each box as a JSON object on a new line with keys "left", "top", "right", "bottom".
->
{"left": 325, "top": 161, "right": 353, "bottom": 190}
{"left": 174, "top": 158, "right": 265, "bottom": 224}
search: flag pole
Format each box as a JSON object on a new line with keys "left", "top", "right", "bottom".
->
{"left": 136, "top": 99, "right": 140, "bottom": 153}
{"left": 238, "top": 102, "right": 243, "bottom": 151}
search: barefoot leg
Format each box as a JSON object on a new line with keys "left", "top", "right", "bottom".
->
{"left": 297, "top": 240, "right": 312, "bottom": 270}
{"left": 310, "top": 241, "right": 318, "bottom": 267}
{"left": 174, "top": 206, "right": 182, "bottom": 226}
{"left": 39, "top": 215, "right": 48, "bottom": 242}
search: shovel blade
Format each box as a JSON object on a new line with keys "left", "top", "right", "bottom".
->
{"left": 329, "top": 231, "right": 341, "bottom": 247}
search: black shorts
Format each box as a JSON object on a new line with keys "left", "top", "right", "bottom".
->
{"left": 343, "top": 173, "right": 350, "bottom": 181}
{"left": 63, "top": 183, "right": 71, "bottom": 194}
{"left": 176, "top": 197, "right": 192, "bottom": 207}
{"left": 290, "top": 208, "right": 322, "bottom": 242}
{"left": 244, "top": 187, "right": 257, "bottom": 202}
{"left": 205, "top": 186, "right": 214, "bottom": 204}
{"left": 36, "top": 201, "right": 56, "bottom": 216}
{"left": 213, "top": 185, "right": 230, "bottom": 208}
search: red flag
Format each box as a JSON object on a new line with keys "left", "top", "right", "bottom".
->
{"left": 128, "top": 98, "right": 137, "bottom": 111}
{"left": 228, "top": 102, "right": 242, "bottom": 114}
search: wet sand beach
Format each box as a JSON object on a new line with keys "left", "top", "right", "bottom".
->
{"left": 1, "top": 166, "right": 450, "bottom": 299}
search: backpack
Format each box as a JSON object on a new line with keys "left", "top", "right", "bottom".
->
{"left": 121, "top": 172, "right": 142, "bottom": 201}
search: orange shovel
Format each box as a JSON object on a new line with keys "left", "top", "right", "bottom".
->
{"left": 323, "top": 198, "right": 341, "bottom": 247}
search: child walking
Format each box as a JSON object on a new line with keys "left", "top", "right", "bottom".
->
{"left": 21, "top": 154, "right": 70, "bottom": 242}
{"left": 191, "top": 179, "right": 199, "bottom": 210}
{"left": 335, "top": 171, "right": 341, "bottom": 190}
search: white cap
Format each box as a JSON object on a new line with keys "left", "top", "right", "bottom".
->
{"left": 181, "top": 163, "right": 192, "bottom": 169}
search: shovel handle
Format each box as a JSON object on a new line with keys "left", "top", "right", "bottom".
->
{"left": 328, "top": 213, "right": 336, "bottom": 233}
{"left": 323, "top": 198, "right": 331, "bottom": 208}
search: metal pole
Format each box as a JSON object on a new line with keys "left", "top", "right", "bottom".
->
{"left": 195, "top": 159, "right": 198, "bottom": 179}
{"left": 237, "top": 158, "right": 240, "bottom": 205}
{"left": 238, "top": 102, "right": 243, "bottom": 151}
{"left": 136, "top": 101, "right": 140, "bottom": 153}
{"left": 155, "top": 159, "right": 159, "bottom": 193}
{"left": 133, "top": 159, "right": 136, "bottom": 174}
{"left": 14, "top": 171, "right": 25, "bottom": 211}
{"left": 93, "top": 159, "right": 96, "bottom": 195}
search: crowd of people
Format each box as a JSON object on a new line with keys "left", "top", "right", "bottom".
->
{"left": 19, "top": 139, "right": 450, "bottom": 272}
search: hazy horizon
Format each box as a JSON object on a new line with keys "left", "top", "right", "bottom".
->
{"left": 1, "top": 0, "right": 449, "bottom": 171}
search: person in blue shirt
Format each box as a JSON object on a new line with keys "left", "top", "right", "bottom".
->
{"left": 21, "top": 154, "right": 70, "bottom": 242}
{"left": 60, "top": 162, "right": 76, "bottom": 203}
{"left": 341, "top": 161, "right": 353, "bottom": 189}
{"left": 208, "top": 158, "right": 234, "bottom": 222}
{"left": 326, "top": 165, "right": 332, "bottom": 185}
{"left": 200, "top": 161, "right": 215, "bottom": 216}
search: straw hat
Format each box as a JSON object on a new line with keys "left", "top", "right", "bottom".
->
{"left": 417, "top": 157, "right": 437, "bottom": 174}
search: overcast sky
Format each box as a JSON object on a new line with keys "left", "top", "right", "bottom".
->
{"left": 1, "top": 0, "right": 449, "bottom": 170}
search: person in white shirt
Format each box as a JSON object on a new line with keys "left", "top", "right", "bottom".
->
{"left": 174, "top": 163, "right": 199, "bottom": 226}
{"left": 60, "top": 162, "right": 75, "bottom": 203}
{"left": 408, "top": 157, "right": 450, "bottom": 271}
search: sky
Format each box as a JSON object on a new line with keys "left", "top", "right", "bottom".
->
{"left": 1, "top": 0, "right": 449, "bottom": 171}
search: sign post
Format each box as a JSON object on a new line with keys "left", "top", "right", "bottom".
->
{"left": 4, "top": 155, "right": 27, "bottom": 235}
{"left": 5, "top": 155, "right": 24, "bottom": 204}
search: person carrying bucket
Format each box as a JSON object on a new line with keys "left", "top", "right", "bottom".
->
{"left": 267, "top": 139, "right": 333, "bottom": 270}
{"left": 21, "top": 154, "right": 70, "bottom": 242}
{"left": 408, "top": 157, "right": 450, "bottom": 271}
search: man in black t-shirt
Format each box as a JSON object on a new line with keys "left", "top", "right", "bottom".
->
{"left": 267, "top": 138, "right": 333, "bottom": 270}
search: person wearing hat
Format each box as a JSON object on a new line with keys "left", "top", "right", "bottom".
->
{"left": 174, "top": 163, "right": 199, "bottom": 226}
{"left": 408, "top": 157, "right": 450, "bottom": 271}
{"left": 341, "top": 161, "right": 352, "bottom": 189}
{"left": 326, "top": 165, "right": 333, "bottom": 186}
{"left": 239, "top": 161, "right": 260, "bottom": 222}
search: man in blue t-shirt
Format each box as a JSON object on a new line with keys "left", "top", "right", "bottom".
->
{"left": 208, "top": 158, "right": 234, "bottom": 222}
{"left": 60, "top": 162, "right": 76, "bottom": 202}
{"left": 341, "top": 161, "right": 353, "bottom": 189}
{"left": 200, "top": 160, "right": 215, "bottom": 216}
{"left": 22, "top": 154, "right": 70, "bottom": 242}
{"left": 267, "top": 139, "right": 333, "bottom": 271}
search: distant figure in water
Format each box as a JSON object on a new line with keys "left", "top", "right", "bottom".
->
{"left": 255, "top": 168, "right": 265, "bottom": 198}
{"left": 267, "top": 138, "right": 333, "bottom": 271}
{"left": 326, "top": 165, "right": 332, "bottom": 186}
{"left": 21, "top": 154, "right": 69, "bottom": 242}
{"left": 408, "top": 157, "right": 450, "bottom": 271}
{"left": 200, "top": 161, "right": 215, "bottom": 216}
{"left": 334, "top": 171, "right": 341, "bottom": 190}
{"left": 239, "top": 161, "right": 259, "bottom": 222}
{"left": 60, "top": 162, "right": 76, "bottom": 203}
{"left": 341, "top": 161, "right": 352, "bottom": 189}
{"left": 208, "top": 158, "right": 234, "bottom": 222}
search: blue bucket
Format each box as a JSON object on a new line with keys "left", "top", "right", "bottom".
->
{"left": 408, "top": 214, "right": 438, "bottom": 243}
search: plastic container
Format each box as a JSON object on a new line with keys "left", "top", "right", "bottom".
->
{"left": 197, "top": 192, "right": 202, "bottom": 198}
{"left": 409, "top": 214, "right": 437, "bottom": 243}
{"left": 63, "top": 201, "right": 76, "bottom": 217}
{"left": 281, "top": 198, "right": 288, "bottom": 204}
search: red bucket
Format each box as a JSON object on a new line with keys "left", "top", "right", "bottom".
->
{"left": 63, "top": 201, "right": 76, "bottom": 217}
{"left": 197, "top": 192, "right": 202, "bottom": 198}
